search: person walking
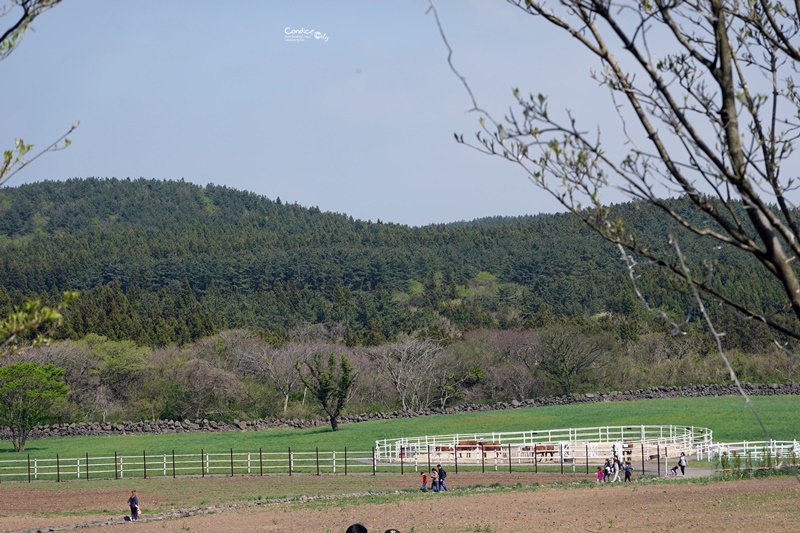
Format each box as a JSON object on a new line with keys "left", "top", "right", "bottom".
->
{"left": 430, "top": 468, "right": 439, "bottom": 492}
{"left": 437, "top": 464, "right": 447, "bottom": 492}
{"left": 610, "top": 456, "right": 621, "bottom": 482}
{"left": 127, "top": 490, "right": 140, "bottom": 521}
{"left": 678, "top": 452, "right": 688, "bottom": 476}
{"left": 420, "top": 471, "right": 428, "bottom": 492}
{"left": 623, "top": 461, "right": 632, "bottom": 482}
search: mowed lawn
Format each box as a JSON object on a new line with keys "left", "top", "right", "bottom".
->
{"left": 2, "top": 394, "right": 797, "bottom": 460}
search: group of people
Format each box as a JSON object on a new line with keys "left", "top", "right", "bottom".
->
{"left": 596, "top": 455, "right": 633, "bottom": 483}
{"left": 346, "top": 524, "right": 399, "bottom": 533}
{"left": 419, "top": 463, "right": 448, "bottom": 492}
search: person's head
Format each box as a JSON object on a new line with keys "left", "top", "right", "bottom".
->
{"left": 384, "top": 529, "right": 401, "bottom": 533}
{"left": 130, "top": 490, "right": 137, "bottom": 496}
{"left": 681, "top": 452, "right": 685, "bottom": 456}
{"left": 346, "top": 524, "right": 368, "bottom": 533}
{"left": 436, "top": 464, "right": 441, "bottom": 468}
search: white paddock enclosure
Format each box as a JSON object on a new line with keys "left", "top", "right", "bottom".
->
{"left": 375, "top": 425, "right": 711, "bottom": 466}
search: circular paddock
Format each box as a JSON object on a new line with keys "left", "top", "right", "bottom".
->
{"left": 375, "top": 424, "right": 708, "bottom": 467}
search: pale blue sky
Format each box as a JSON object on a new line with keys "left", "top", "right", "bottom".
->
{"left": 2, "top": 1, "right": 608, "bottom": 226}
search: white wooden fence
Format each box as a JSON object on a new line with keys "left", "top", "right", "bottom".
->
{"left": 375, "top": 425, "right": 713, "bottom": 465}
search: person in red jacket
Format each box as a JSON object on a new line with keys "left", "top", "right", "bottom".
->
{"left": 420, "top": 471, "right": 428, "bottom": 492}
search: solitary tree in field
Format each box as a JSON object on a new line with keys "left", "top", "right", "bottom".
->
{"left": 438, "top": 0, "right": 800, "bottom": 339}
{"left": 0, "top": 362, "right": 69, "bottom": 451}
{"left": 296, "top": 352, "right": 356, "bottom": 431}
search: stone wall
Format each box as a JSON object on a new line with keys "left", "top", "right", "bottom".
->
{"left": 3, "top": 382, "right": 797, "bottom": 440}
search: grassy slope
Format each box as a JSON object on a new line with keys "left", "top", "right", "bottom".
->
{"left": 3, "top": 395, "right": 797, "bottom": 459}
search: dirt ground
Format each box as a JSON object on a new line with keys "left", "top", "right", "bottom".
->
{"left": 1, "top": 472, "right": 798, "bottom": 533}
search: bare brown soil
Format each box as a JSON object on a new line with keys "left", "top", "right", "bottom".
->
{"left": 1, "top": 472, "right": 798, "bottom": 532}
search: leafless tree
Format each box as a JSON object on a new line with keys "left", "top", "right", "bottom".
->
{"left": 241, "top": 341, "right": 308, "bottom": 414}
{"left": 164, "top": 358, "right": 242, "bottom": 420}
{"left": 288, "top": 322, "right": 347, "bottom": 343}
{"left": 1, "top": 0, "right": 76, "bottom": 188}
{"left": 367, "top": 335, "right": 443, "bottom": 412}
{"left": 536, "top": 326, "right": 613, "bottom": 395}
{"left": 460, "top": 329, "right": 543, "bottom": 400}
{"left": 20, "top": 341, "right": 102, "bottom": 418}
{"left": 433, "top": 0, "right": 800, "bottom": 339}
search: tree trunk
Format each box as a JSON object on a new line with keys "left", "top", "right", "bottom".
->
{"left": 329, "top": 414, "right": 339, "bottom": 432}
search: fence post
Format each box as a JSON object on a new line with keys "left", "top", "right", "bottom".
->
{"left": 427, "top": 445, "right": 431, "bottom": 474}
{"left": 259, "top": 448, "right": 263, "bottom": 477}
{"left": 230, "top": 448, "right": 234, "bottom": 477}
{"left": 481, "top": 446, "right": 485, "bottom": 474}
{"left": 27, "top": 454, "right": 31, "bottom": 483}
{"left": 86, "top": 452, "right": 90, "bottom": 480}
{"left": 315, "top": 447, "right": 320, "bottom": 476}
{"left": 172, "top": 450, "right": 176, "bottom": 479}
{"left": 57, "top": 453, "right": 61, "bottom": 482}
{"left": 143, "top": 450, "right": 147, "bottom": 479}
{"left": 560, "top": 444, "right": 563, "bottom": 475}
{"left": 114, "top": 451, "right": 118, "bottom": 480}
{"left": 454, "top": 445, "right": 458, "bottom": 475}
{"left": 585, "top": 444, "right": 589, "bottom": 475}
{"left": 288, "top": 447, "right": 292, "bottom": 476}
{"left": 400, "top": 448, "right": 404, "bottom": 475}
{"left": 201, "top": 449, "right": 205, "bottom": 478}
{"left": 345, "top": 447, "right": 348, "bottom": 476}
{"left": 372, "top": 447, "right": 376, "bottom": 476}
{"left": 641, "top": 443, "right": 645, "bottom": 476}
{"left": 508, "top": 444, "right": 512, "bottom": 473}
{"left": 657, "top": 444, "right": 661, "bottom": 477}
{"left": 534, "top": 444, "right": 538, "bottom": 473}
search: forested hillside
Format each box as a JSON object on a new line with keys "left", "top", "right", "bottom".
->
{"left": 0, "top": 178, "right": 790, "bottom": 347}
{"left": 1, "top": 178, "right": 796, "bottom": 426}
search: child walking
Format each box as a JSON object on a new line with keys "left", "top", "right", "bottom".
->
{"left": 127, "top": 490, "right": 140, "bottom": 521}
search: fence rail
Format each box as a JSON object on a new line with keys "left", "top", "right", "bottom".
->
{"left": 0, "top": 431, "right": 795, "bottom": 484}
{"left": 709, "top": 440, "right": 800, "bottom": 475}
{"left": 375, "top": 425, "right": 714, "bottom": 464}
{"left": 0, "top": 448, "right": 381, "bottom": 483}
{"left": 0, "top": 445, "right": 695, "bottom": 482}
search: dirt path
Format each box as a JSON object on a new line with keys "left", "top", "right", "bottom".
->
{"left": 1, "top": 472, "right": 798, "bottom": 533}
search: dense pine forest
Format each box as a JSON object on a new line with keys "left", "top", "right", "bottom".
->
{"left": 0, "top": 178, "right": 796, "bottom": 425}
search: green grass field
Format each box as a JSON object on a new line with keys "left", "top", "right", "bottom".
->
{"left": 2, "top": 395, "right": 797, "bottom": 460}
